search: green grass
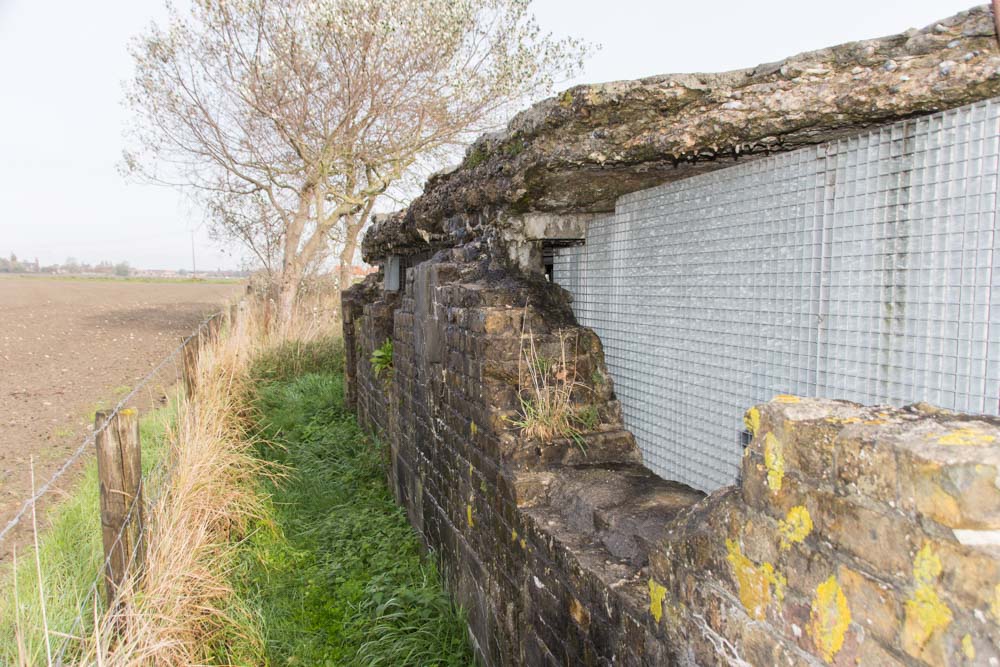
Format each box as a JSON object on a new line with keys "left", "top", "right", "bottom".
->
{"left": 0, "top": 398, "right": 178, "bottom": 664}
{"left": 227, "top": 365, "right": 472, "bottom": 666}
{"left": 250, "top": 335, "right": 346, "bottom": 385}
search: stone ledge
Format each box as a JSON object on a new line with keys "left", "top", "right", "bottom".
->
{"left": 361, "top": 5, "right": 1000, "bottom": 261}
{"left": 749, "top": 397, "right": 1000, "bottom": 530}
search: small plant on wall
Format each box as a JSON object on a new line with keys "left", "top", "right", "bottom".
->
{"left": 370, "top": 338, "right": 394, "bottom": 382}
{"left": 509, "top": 326, "right": 598, "bottom": 453}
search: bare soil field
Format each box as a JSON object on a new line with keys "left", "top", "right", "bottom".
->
{"left": 0, "top": 276, "right": 242, "bottom": 563}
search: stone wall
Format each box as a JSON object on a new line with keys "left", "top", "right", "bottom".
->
{"left": 345, "top": 247, "right": 1000, "bottom": 665}
{"left": 343, "top": 7, "right": 1000, "bottom": 665}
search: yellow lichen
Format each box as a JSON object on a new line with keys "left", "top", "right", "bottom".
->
{"left": 763, "top": 562, "right": 786, "bottom": 602}
{"left": 774, "top": 394, "right": 801, "bottom": 403}
{"left": 725, "top": 539, "right": 785, "bottom": 620}
{"left": 961, "top": 634, "right": 975, "bottom": 660}
{"left": 466, "top": 504, "right": 474, "bottom": 528}
{"left": 744, "top": 407, "right": 761, "bottom": 436}
{"left": 936, "top": 427, "right": 995, "bottom": 446}
{"left": 825, "top": 416, "right": 861, "bottom": 424}
{"left": 764, "top": 432, "right": 785, "bottom": 492}
{"left": 778, "top": 506, "right": 813, "bottom": 549}
{"left": 913, "top": 544, "right": 943, "bottom": 584}
{"left": 648, "top": 578, "right": 667, "bottom": 623}
{"left": 904, "top": 585, "right": 953, "bottom": 649}
{"left": 903, "top": 544, "right": 953, "bottom": 651}
{"left": 808, "top": 575, "right": 851, "bottom": 663}
{"left": 991, "top": 583, "right": 1000, "bottom": 623}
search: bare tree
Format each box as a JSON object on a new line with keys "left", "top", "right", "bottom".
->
{"left": 206, "top": 192, "right": 286, "bottom": 280}
{"left": 124, "top": 0, "right": 586, "bottom": 323}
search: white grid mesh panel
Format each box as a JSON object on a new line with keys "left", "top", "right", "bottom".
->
{"left": 554, "top": 98, "right": 1000, "bottom": 492}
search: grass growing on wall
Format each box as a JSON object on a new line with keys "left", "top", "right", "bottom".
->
{"left": 229, "top": 353, "right": 472, "bottom": 666}
{"left": 0, "top": 399, "right": 177, "bottom": 664}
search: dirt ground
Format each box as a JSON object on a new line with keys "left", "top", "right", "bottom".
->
{"left": 0, "top": 276, "right": 242, "bottom": 563}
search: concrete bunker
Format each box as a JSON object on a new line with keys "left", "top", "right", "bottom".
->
{"left": 344, "top": 7, "right": 1000, "bottom": 665}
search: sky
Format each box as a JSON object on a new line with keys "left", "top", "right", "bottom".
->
{"left": 0, "top": 0, "right": 980, "bottom": 271}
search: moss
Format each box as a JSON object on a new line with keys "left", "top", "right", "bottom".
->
{"left": 462, "top": 145, "right": 489, "bottom": 169}
{"left": 503, "top": 136, "right": 526, "bottom": 158}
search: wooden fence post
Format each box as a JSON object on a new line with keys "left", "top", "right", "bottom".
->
{"left": 182, "top": 334, "right": 200, "bottom": 398}
{"left": 207, "top": 312, "right": 221, "bottom": 344}
{"left": 95, "top": 408, "right": 144, "bottom": 605}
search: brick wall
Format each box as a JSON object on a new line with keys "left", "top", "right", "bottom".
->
{"left": 343, "top": 247, "right": 1000, "bottom": 666}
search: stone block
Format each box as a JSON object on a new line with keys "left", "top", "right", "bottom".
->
{"left": 934, "top": 539, "right": 1000, "bottom": 616}
{"left": 837, "top": 564, "right": 902, "bottom": 645}
{"left": 834, "top": 425, "right": 901, "bottom": 507}
{"left": 811, "top": 490, "right": 918, "bottom": 579}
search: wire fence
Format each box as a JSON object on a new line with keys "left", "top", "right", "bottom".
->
{"left": 0, "top": 307, "right": 230, "bottom": 665}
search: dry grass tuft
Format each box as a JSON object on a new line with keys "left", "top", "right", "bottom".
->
{"left": 59, "top": 298, "right": 337, "bottom": 665}
{"left": 510, "top": 324, "right": 591, "bottom": 446}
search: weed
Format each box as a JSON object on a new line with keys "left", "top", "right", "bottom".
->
{"left": 508, "top": 326, "right": 590, "bottom": 453}
{"left": 532, "top": 354, "right": 554, "bottom": 379}
{"left": 370, "top": 338, "right": 394, "bottom": 381}
{"left": 574, "top": 405, "right": 600, "bottom": 432}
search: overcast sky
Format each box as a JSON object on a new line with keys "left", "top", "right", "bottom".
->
{"left": 0, "top": 0, "right": 980, "bottom": 271}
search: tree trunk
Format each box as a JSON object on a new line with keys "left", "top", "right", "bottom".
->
{"left": 338, "top": 224, "right": 363, "bottom": 294}
{"left": 276, "top": 260, "right": 301, "bottom": 330}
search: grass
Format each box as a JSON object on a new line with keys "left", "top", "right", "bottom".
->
{"left": 1, "top": 302, "right": 468, "bottom": 665}
{"left": 222, "top": 343, "right": 472, "bottom": 666}
{"left": 510, "top": 328, "right": 593, "bottom": 452}
{"left": 0, "top": 397, "right": 178, "bottom": 664}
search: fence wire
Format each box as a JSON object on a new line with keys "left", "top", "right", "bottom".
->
{"left": 0, "top": 310, "right": 224, "bottom": 666}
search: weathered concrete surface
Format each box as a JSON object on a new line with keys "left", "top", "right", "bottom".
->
{"left": 363, "top": 5, "right": 1000, "bottom": 262}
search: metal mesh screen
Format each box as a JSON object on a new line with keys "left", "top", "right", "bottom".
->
{"left": 553, "top": 98, "right": 1000, "bottom": 492}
